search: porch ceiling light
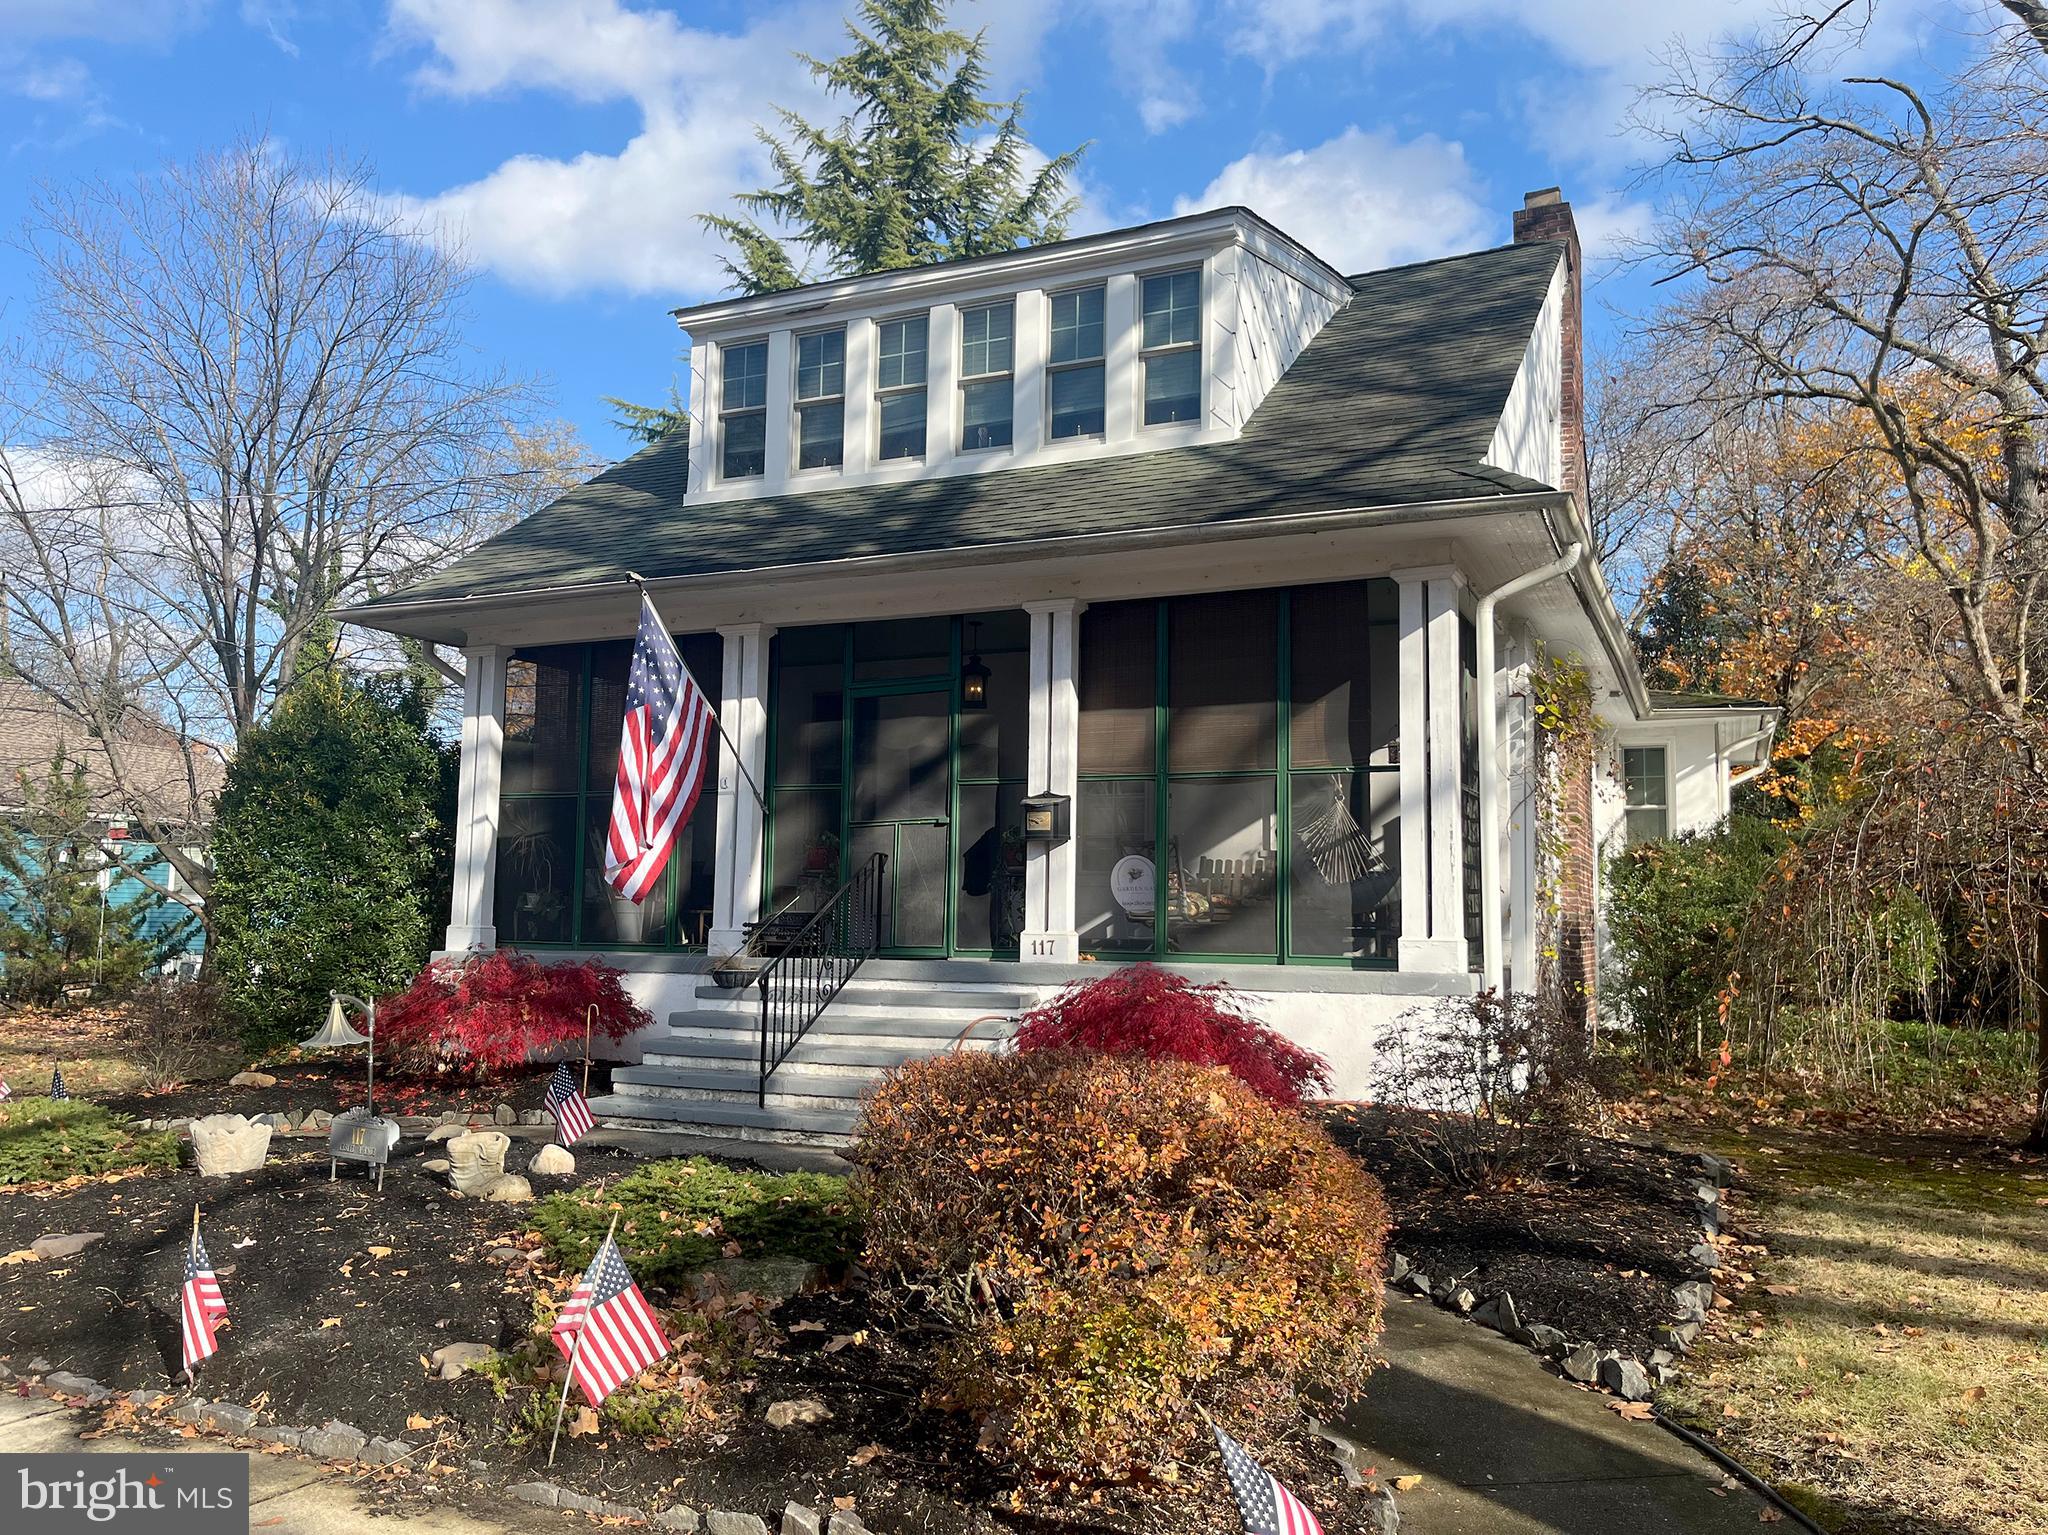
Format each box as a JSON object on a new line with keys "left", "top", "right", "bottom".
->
{"left": 960, "top": 622, "right": 991, "bottom": 711}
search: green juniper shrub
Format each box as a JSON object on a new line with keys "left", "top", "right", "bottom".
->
{"left": 1605, "top": 813, "right": 1785, "bottom": 1064}
{"left": 0, "top": 1098, "right": 180, "bottom": 1184}
{"left": 208, "top": 669, "right": 456, "bottom": 1049}
{"left": 853, "top": 1050, "right": 1390, "bottom": 1482}
{"left": 530, "top": 1157, "right": 859, "bottom": 1290}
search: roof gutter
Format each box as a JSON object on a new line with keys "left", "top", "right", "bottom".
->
{"left": 1474, "top": 541, "right": 1585, "bottom": 995}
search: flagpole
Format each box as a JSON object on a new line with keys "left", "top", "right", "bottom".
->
{"left": 185, "top": 1204, "right": 201, "bottom": 1387}
{"left": 625, "top": 573, "right": 768, "bottom": 815}
{"left": 581, "top": 1005, "right": 594, "bottom": 1100}
{"left": 547, "top": 1212, "right": 618, "bottom": 1468}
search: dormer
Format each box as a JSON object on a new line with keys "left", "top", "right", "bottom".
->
{"left": 676, "top": 207, "right": 1354, "bottom": 503}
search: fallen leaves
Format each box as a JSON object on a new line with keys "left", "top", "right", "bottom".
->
{"left": 1390, "top": 1475, "right": 1423, "bottom": 1492}
{"left": 1608, "top": 1400, "right": 1656, "bottom": 1421}
{"left": 318, "top": 1318, "right": 342, "bottom": 1329}
{"left": 567, "top": 1406, "right": 600, "bottom": 1438}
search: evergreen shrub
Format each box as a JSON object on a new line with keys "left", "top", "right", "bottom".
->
{"left": 854, "top": 1050, "right": 1389, "bottom": 1480}
{"left": 0, "top": 1098, "right": 180, "bottom": 1184}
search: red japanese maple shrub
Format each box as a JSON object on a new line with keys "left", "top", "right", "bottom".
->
{"left": 1012, "top": 964, "right": 1331, "bottom": 1106}
{"left": 374, "top": 950, "right": 649, "bottom": 1076}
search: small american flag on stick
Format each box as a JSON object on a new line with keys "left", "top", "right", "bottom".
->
{"left": 604, "top": 594, "right": 717, "bottom": 902}
{"left": 548, "top": 1223, "right": 668, "bottom": 1463}
{"left": 49, "top": 1064, "right": 67, "bottom": 1099}
{"left": 544, "top": 1061, "right": 594, "bottom": 1146}
{"left": 181, "top": 1209, "right": 228, "bottom": 1376}
{"left": 1214, "top": 1424, "right": 1326, "bottom": 1535}
{"left": 0, "top": 1077, "right": 12, "bottom": 1102}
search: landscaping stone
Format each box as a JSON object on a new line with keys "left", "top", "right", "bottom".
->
{"left": 1401, "top": 1271, "right": 1433, "bottom": 1296}
{"left": 825, "top": 1512, "right": 870, "bottom": 1535}
{"left": 172, "top": 1400, "right": 211, "bottom": 1425}
{"left": 1654, "top": 1321, "right": 1702, "bottom": 1352}
{"left": 125, "top": 1391, "right": 153, "bottom": 1407}
{"left": 364, "top": 1437, "right": 414, "bottom": 1466}
{"left": 764, "top": 1397, "right": 830, "bottom": 1428}
{"left": 521, "top": 1109, "right": 548, "bottom": 1126}
{"left": 1672, "top": 1281, "right": 1715, "bottom": 1322}
{"left": 1449, "top": 1286, "right": 1476, "bottom": 1314}
{"left": 1599, "top": 1356, "right": 1655, "bottom": 1402}
{"left": 507, "top": 1483, "right": 560, "bottom": 1509}
{"left": 207, "top": 1403, "right": 259, "bottom": 1434}
{"left": 1690, "top": 1240, "right": 1721, "bottom": 1270}
{"left": 697, "top": 1257, "right": 815, "bottom": 1304}
{"left": 1697, "top": 1152, "right": 1736, "bottom": 1188}
{"left": 445, "top": 1130, "right": 516, "bottom": 1197}
{"left": 27, "top": 1357, "right": 52, "bottom": 1374}
{"left": 44, "top": 1370, "right": 100, "bottom": 1399}
{"left": 430, "top": 1342, "right": 498, "bottom": 1380}
{"left": 556, "top": 1491, "right": 602, "bottom": 1514}
{"left": 1388, "top": 1253, "right": 1409, "bottom": 1283}
{"left": 439, "top": 1110, "right": 464, "bottom": 1125}
{"left": 251, "top": 1426, "right": 302, "bottom": 1449}
{"left": 493, "top": 1104, "right": 516, "bottom": 1126}
{"left": 304, "top": 1109, "right": 333, "bottom": 1130}
{"left": 1472, "top": 1292, "right": 1520, "bottom": 1335}
{"left": 1368, "top": 1486, "right": 1401, "bottom": 1533}
{"left": 655, "top": 1506, "right": 702, "bottom": 1532}
{"left": 255, "top": 1113, "right": 289, "bottom": 1132}
{"left": 488, "top": 1246, "right": 523, "bottom": 1262}
{"left": 482, "top": 1174, "right": 533, "bottom": 1203}
{"left": 189, "top": 1114, "right": 272, "bottom": 1176}
{"left": 31, "top": 1233, "right": 103, "bottom": 1260}
{"left": 1307, "top": 1418, "right": 1369, "bottom": 1488}
{"left": 302, "top": 1420, "right": 368, "bottom": 1460}
{"left": 1561, "top": 1345, "right": 1602, "bottom": 1384}
{"left": 782, "top": 1503, "right": 822, "bottom": 1535}
{"left": 1523, "top": 1323, "right": 1567, "bottom": 1354}
{"left": 708, "top": 1515, "right": 771, "bottom": 1535}
{"left": 531, "top": 1143, "right": 575, "bottom": 1176}
{"left": 230, "top": 1071, "right": 278, "bottom": 1088}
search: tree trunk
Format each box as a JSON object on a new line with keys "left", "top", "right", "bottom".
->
{"left": 2029, "top": 910, "right": 2048, "bottom": 1151}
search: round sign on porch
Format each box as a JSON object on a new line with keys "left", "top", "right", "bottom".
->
{"left": 1111, "top": 855, "right": 1154, "bottom": 917}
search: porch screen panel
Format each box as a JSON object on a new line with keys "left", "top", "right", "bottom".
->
{"left": 1078, "top": 602, "right": 1156, "bottom": 776}
{"left": 768, "top": 625, "right": 847, "bottom": 918}
{"left": 1076, "top": 779, "right": 1157, "bottom": 956}
{"left": 1168, "top": 591, "right": 1278, "bottom": 771}
{"left": 502, "top": 648, "right": 583, "bottom": 794}
{"left": 1287, "top": 580, "right": 1401, "bottom": 960}
{"left": 956, "top": 609, "right": 1029, "bottom": 955}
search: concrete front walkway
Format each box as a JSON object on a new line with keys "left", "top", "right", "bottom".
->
{"left": 0, "top": 1392, "right": 560, "bottom": 1535}
{"left": 3, "top": 1296, "right": 1779, "bottom": 1535}
{"left": 1351, "top": 1293, "right": 1775, "bottom": 1533}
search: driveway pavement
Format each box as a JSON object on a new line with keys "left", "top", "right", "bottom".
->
{"left": 1349, "top": 1292, "right": 1779, "bottom": 1533}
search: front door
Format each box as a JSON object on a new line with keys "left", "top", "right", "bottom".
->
{"left": 848, "top": 688, "right": 952, "bottom": 954}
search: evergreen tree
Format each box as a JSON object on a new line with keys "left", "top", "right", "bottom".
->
{"left": 604, "top": 388, "right": 690, "bottom": 446}
{"left": 0, "top": 757, "right": 172, "bottom": 1002}
{"left": 208, "top": 670, "right": 456, "bottom": 1047}
{"left": 704, "top": 0, "right": 1086, "bottom": 294}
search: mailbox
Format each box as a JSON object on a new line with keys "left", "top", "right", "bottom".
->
{"left": 1020, "top": 793, "right": 1071, "bottom": 846}
{"left": 328, "top": 1108, "right": 401, "bottom": 1192}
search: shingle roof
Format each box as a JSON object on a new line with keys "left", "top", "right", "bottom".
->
{"left": 368, "top": 239, "right": 1564, "bottom": 609}
{"left": 1647, "top": 689, "right": 1779, "bottom": 713}
{"left": 0, "top": 679, "right": 225, "bottom": 825}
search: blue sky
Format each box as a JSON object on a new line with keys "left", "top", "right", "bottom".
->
{"left": 0, "top": 0, "right": 1972, "bottom": 460}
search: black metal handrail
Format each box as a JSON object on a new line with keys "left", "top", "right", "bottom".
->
{"left": 757, "top": 852, "right": 887, "bottom": 1105}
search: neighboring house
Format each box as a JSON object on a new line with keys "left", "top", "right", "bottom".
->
{"left": 345, "top": 190, "right": 1775, "bottom": 1131}
{"left": 0, "top": 679, "right": 216, "bottom": 972}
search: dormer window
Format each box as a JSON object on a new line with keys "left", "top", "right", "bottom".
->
{"left": 876, "top": 315, "right": 928, "bottom": 461}
{"left": 796, "top": 328, "right": 845, "bottom": 471}
{"left": 1141, "top": 269, "right": 1201, "bottom": 425}
{"left": 960, "top": 301, "right": 1014, "bottom": 451}
{"left": 720, "top": 341, "right": 768, "bottom": 479}
{"left": 1048, "top": 285, "right": 1106, "bottom": 440}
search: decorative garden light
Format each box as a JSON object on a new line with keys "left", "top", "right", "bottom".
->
{"left": 302, "top": 992, "right": 399, "bottom": 1190}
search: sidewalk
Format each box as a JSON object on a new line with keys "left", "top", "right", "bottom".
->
{"left": 1343, "top": 1294, "right": 1776, "bottom": 1533}
{"left": 2, "top": 1296, "right": 1780, "bottom": 1535}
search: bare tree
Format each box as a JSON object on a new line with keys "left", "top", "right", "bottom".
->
{"left": 0, "top": 136, "right": 581, "bottom": 912}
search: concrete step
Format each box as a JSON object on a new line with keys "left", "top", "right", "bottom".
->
{"left": 667, "top": 1007, "right": 1013, "bottom": 1047}
{"left": 640, "top": 1034, "right": 968, "bottom": 1078}
{"left": 610, "top": 1063, "right": 876, "bottom": 1113}
{"left": 686, "top": 983, "right": 1033, "bottom": 1020}
{"left": 585, "top": 1092, "right": 860, "bottom": 1147}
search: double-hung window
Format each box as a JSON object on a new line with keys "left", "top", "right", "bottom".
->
{"left": 719, "top": 340, "right": 768, "bottom": 479}
{"left": 1047, "top": 285, "right": 1106, "bottom": 439}
{"left": 875, "top": 315, "right": 928, "bottom": 461}
{"left": 1141, "top": 268, "right": 1201, "bottom": 424}
{"left": 1623, "top": 746, "right": 1670, "bottom": 844}
{"left": 795, "top": 328, "right": 845, "bottom": 471}
{"left": 959, "top": 301, "right": 1014, "bottom": 450}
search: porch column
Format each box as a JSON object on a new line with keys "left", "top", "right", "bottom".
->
{"left": 1023, "top": 598, "right": 1084, "bottom": 963}
{"left": 1504, "top": 624, "right": 1540, "bottom": 992}
{"left": 1394, "top": 568, "right": 1469, "bottom": 973}
{"left": 709, "top": 623, "right": 775, "bottom": 957}
{"left": 445, "top": 644, "right": 509, "bottom": 951}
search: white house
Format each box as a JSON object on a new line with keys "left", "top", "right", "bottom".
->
{"left": 345, "top": 190, "right": 1774, "bottom": 1139}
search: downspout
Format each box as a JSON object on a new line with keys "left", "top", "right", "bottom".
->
{"left": 1476, "top": 541, "right": 1585, "bottom": 994}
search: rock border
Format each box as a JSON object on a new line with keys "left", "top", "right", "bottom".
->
{"left": 1385, "top": 1148, "right": 1738, "bottom": 1407}
{"left": 0, "top": 1359, "right": 851, "bottom": 1534}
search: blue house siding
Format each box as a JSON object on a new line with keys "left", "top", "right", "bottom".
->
{"left": 0, "top": 837, "right": 204, "bottom": 967}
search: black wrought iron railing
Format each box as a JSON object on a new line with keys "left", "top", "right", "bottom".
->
{"left": 756, "top": 852, "right": 886, "bottom": 1105}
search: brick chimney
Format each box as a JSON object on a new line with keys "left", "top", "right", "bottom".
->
{"left": 1512, "top": 188, "right": 1585, "bottom": 510}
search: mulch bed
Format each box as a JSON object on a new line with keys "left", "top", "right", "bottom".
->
{"left": 99, "top": 1057, "right": 618, "bottom": 1125}
{"left": 1323, "top": 1103, "right": 1707, "bottom": 1355}
{"left": 0, "top": 1108, "right": 1374, "bottom": 1535}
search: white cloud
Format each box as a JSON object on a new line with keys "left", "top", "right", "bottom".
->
{"left": 1176, "top": 126, "right": 1492, "bottom": 273}
{"left": 1569, "top": 190, "right": 1651, "bottom": 263}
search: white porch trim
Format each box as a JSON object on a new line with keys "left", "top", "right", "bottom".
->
{"left": 445, "top": 644, "right": 509, "bottom": 951}
{"left": 1395, "top": 568, "right": 1469, "bottom": 973}
{"left": 710, "top": 624, "right": 774, "bottom": 956}
{"left": 1021, "top": 598, "right": 1084, "bottom": 963}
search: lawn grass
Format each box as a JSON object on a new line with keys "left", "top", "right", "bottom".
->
{"left": 1663, "top": 1135, "right": 2048, "bottom": 1534}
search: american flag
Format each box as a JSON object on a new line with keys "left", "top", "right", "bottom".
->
{"left": 181, "top": 1225, "right": 229, "bottom": 1373}
{"left": 49, "top": 1065, "right": 67, "bottom": 1099}
{"left": 1214, "top": 1425, "right": 1325, "bottom": 1535}
{"left": 604, "top": 595, "right": 715, "bottom": 903}
{"left": 544, "top": 1061, "right": 595, "bottom": 1146}
{"left": 551, "top": 1234, "right": 669, "bottom": 1404}
{"left": 0, "top": 1078, "right": 11, "bottom": 1102}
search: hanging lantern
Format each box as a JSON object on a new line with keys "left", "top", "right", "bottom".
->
{"left": 960, "top": 621, "right": 991, "bottom": 711}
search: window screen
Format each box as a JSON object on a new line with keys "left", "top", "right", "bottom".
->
{"left": 1079, "top": 602, "right": 1158, "bottom": 776}
{"left": 1168, "top": 590, "right": 1278, "bottom": 772}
